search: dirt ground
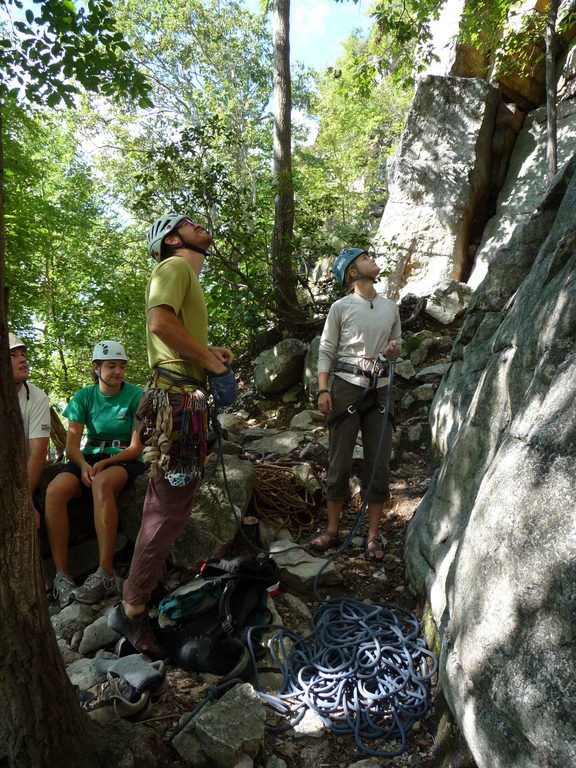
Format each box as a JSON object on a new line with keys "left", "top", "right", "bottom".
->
{"left": 139, "top": 399, "right": 443, "bottom": 768}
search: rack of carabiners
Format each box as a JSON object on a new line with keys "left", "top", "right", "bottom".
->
{"left": 139, "top": 366, "right": 209, "bottom": 487}
{"left": 164, "top": 392, "right": 208, "bottom": 487}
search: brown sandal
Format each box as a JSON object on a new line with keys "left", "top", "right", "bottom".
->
{"left": 365, "top": 535, "right": 385, "bottom": 562}
{"left": 310, "top": 531, "right": 340, "bottom": 553}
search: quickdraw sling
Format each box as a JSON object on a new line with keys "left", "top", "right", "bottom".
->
{"left": 137, "top": 363, "right": 209, "bottom": 487}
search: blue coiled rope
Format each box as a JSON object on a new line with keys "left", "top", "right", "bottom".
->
{"left": 250, "top": 599, "right": 437, "bottom": 758}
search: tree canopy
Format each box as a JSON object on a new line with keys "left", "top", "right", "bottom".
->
{"left": 4, "top": 0, "right": 412, "bottom": 403}
{"left": 0, "top": 0, "right": 152, "bottom": 106}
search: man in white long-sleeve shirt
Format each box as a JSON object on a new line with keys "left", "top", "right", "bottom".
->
{"left": 313, "top": 248, "right": 402, "bottom": 561}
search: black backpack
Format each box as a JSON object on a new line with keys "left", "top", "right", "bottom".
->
{"left": 160, "top": 554, "right": 279, "bottom": 677}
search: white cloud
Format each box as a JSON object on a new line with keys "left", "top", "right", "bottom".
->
{"left": 291, "top": 0, "right": 331, "bottom": 43}
{"left": 290, "top": 0, "right": 372, "bottom": 70}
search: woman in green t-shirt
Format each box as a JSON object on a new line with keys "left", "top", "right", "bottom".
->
{"left": 45, "top": 341, "right": 145, "bottom": 609}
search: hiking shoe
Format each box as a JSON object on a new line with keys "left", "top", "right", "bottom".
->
{"left": 53, "top": 572, "right": 76, "bottom": 609}
{"left": 81, "top": 672, "right": 151, "bottom": 725}
{"left": 108, "top": 604, "right": 166, "bottom": 660}
{"left": 74, "top": 568, "right": 117, "bottom": 604}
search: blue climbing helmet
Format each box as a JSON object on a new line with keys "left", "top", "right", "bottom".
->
{"left": 332, "top": 247, "right": 367, "bottom": 286}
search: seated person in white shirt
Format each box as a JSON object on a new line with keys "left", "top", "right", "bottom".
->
{"left": 10, "top": 332, "right": 51, "bottom": 528}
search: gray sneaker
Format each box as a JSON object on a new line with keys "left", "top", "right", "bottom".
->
{"left": 53, "top": 572, "right": 76, "bottom": 608}
{"left": 74, "top": 568, "right": 117, "bottom": 604}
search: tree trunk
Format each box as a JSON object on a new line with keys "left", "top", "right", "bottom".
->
{"left": 545, "top": 0, "right": 560, "bottom": 183}
{"left": 0, "top": 107, "right": 101, "bottom": 768}
{"left": 272, "top": 0, "right": 301, "bottom": 329}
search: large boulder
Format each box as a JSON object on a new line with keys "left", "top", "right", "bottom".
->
{"left": 405, "top": 154, "right": 576, "bottom": 768}
{"left": 253, "top": 338, "right": 307, "bottom": 395}
{"left": 375, "top": 75, "right": 500, "bottom": 300}
{"left": 302, "top": 335, "right": 321, "bottom": 397}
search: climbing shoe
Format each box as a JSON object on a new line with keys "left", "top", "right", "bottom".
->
{"left": 53, "top": 572, "right": 76, "bottom": 609}
{"left": 94, "top": 653, "right": 169, "bottom": 700}
{"left": 74, "top": 568, "right": 117, "bottom": 604}
{"left": 108, "top": 604, "right": 167, "bottom": 660}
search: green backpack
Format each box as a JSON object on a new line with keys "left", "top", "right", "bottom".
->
{"left": 160, "top": 554, "right": 280, "bottom": 675}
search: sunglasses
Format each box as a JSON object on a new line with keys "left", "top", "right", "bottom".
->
{"left": 175, "top": 217, "right": 194, "bottom": 229}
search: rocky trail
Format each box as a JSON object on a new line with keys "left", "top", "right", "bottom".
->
{"left": 118, "top": 397, "right": 443, "bottom": 768}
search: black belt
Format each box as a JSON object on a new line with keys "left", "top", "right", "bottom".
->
{"left": 85, "top": 438, "right": 128, "bottom": 450}
{"left": 334, "top": 361, "right": 388, "bottom": 383}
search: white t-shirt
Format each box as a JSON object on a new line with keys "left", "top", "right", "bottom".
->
{"left": 18, "top": 382, "right": 50, "bottom": 457}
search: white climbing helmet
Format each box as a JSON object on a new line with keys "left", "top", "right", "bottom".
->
{"left": 92, "top": 341, "right": 128, "bottom": 362}
{"left": 9, "top": 332, "right": 26, "bottom": 350}
{"left": 146, "top": 214, "right": 185, "bottom": 262}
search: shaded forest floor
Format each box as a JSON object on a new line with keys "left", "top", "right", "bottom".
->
{"left": 137, "top": 396, "right": 445, "bottom": 768}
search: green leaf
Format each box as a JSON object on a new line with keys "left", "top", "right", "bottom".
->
{"left": 46, "top": 90, "right": 62, "bottom": 107}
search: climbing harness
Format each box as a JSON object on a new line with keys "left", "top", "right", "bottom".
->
{"left": 85, "top": 438, "right": 128, "bottom": 451}
{"left": 334, "top": 354, "right": 389, "bottom": 384}
{"left": 327, "top": 353, "right": 395, "bottom": 430}
{"left": 151, "top": 362, "right": 207, "bottom": 391}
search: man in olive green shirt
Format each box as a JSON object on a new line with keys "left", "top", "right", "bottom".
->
{"left": 109, "top": 215, "right": 233, "bottom": 658}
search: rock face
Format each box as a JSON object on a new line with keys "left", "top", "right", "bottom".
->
{"left": 375, "top": 75, "right": 500, "bottom": 300}
{"left": 393, "top": 8, "right": 576, "bottom": 765}
{"left": 405, "top": 155, "right": 576, "bottom": 768}
{"left": 378, "top": 2, "right": 576, "bottom": 303}
{"left": 469, "top": 99, "right": 576, "bottom": 288}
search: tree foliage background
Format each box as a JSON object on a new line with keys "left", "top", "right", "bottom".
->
{"left": 5, "top": 0, "right": 572, "bottom": 418}
{"left": 4, "top": 0, "right": 414, "bottom": 415}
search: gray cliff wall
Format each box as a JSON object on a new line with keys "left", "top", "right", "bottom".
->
{"left": 396, "top": 6, "right": 576, "bottom": 767}
{"left": 405, "top": 152, "right": 576, "bottom": 767}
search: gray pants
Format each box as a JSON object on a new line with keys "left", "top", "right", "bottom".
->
{"left": 325, "top": 376, "right": 394, "bottom": 503}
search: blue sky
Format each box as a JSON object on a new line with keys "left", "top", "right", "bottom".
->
{"left": 246, "top": 0, "right": 374, "bottom": 71}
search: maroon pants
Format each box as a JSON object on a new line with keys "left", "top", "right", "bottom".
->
{"left": 123, "top": 391, "right": 203, "bottom": 606}
{"left": 122, "top": 474, "right": 198, "bottom": 606}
